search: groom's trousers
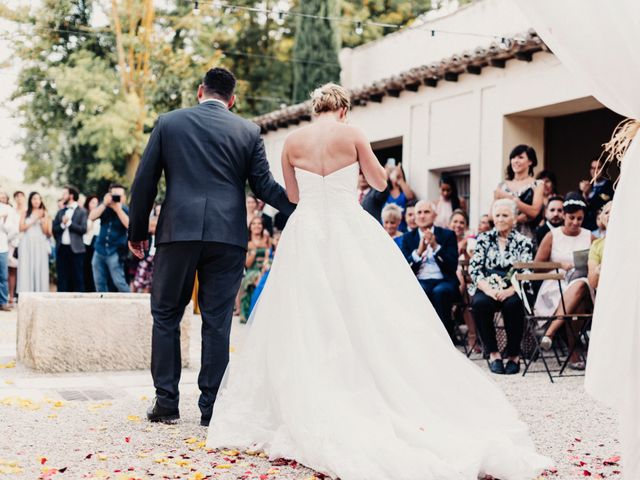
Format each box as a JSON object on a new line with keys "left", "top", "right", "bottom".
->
{"left": 150, "top": 241, "right": 245, "bottom": 415}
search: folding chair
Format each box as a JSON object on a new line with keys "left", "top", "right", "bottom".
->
{"left": 513, "top": 261, "right": 592, "bottom": 383}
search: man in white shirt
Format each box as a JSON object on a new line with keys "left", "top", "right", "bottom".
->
{"left": 400, "top": 200, "right": 459, "bottom": 340}
{"left": 52, "top": 186, "right": 88, "bottom": 292}
{"left": 0, "top": 202, "right": 18, "bottom": 310}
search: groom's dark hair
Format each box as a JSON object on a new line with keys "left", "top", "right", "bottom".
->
{"left": 203, "top": 68, "right": 236, "bottom": 101}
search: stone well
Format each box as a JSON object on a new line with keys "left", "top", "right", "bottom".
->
{"left": 16, "top": 292, "right": 192, "bottom": 372}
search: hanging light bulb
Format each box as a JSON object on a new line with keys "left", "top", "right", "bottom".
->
{"left": 354, "top": 21, "right": 364, "bottom": 36}
{"left": 277, "top": 10, "right": 285, "bottom": 22}
{"left": 193, "top": 1, "right": 200, "bottom": 15}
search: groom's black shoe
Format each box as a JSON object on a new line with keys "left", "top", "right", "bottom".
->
{"left": 200, "top": 415, "right": 211, "bottom": 427}
{"left": 147, "top": 398, "right": 180, "bottom": 424}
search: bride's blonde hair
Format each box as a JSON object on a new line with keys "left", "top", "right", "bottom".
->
{"left": 310, "top": 83, "right": 351, "bottom": 115}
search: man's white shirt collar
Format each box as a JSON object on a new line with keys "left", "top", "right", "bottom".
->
{"left": 200, "top": 98, "right": 228, "bottom": 109}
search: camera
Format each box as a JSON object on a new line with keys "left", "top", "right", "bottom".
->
{"left": 111, "top": 194, "right": 121, "bottom": 203}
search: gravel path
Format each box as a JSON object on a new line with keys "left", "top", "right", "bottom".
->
{"left": 0, "top": 310, "right": 622, "bottom": 479}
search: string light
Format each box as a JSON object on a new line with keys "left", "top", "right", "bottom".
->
{"left": 193, "top": 1, "right": 199, "bottom": 15}
{"left": 354, "top": 21, "right": 363, "bottom": 36}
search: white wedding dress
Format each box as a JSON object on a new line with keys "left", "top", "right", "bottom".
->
{"left": 207, "top": 162, "right": 552, "bottom": 479}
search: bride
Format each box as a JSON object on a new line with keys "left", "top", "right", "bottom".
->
{"left": 206, "top": 83, "right": 552, "bottom": 480}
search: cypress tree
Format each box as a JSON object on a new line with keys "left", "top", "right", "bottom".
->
{"left": 292, "top": 0, "right": 341, "bottom": 104}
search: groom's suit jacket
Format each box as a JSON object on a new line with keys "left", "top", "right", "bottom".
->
{"left": 129, "top": 101, "right": 295, "bottom": 249}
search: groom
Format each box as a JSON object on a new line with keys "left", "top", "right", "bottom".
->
{"left": 128, "top": 68, "right": 295, "bottom": 426}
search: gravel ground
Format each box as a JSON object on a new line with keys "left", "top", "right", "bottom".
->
{"left": 0, "top": 309, "right": 622, "bottom": 480}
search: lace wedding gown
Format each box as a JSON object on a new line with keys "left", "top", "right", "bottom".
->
{"left": 207, "top": 162, "right": 552, "bottom": 480}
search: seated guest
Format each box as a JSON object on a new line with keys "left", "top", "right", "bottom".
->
{"left": 469, "top": 198, "right": 532, "bottom": 375}
{"left": 588, "top": 201, "right": 611, "bottom": 291}
{"left": 404, "top": 200, "right": 417, "bottom": 232}
{"left": 359, "top": 172, "right": 389, "bottom": 222}
{"left": 536, "top": 169, "right": 558, "bottom": 206}
{"left": 381, "top": 204, "right": 404, "bottom": 247}
{"left": 535, "top": 195, "right": 564, "bottom": 247}
{"left": 401, "top": 200, "right": 458, "bottom": 340}
{"left": 449, "top": 209, "right": 478, "bottom": 351}
{"left": 591, "top": 206, "right": 608, "bottom": 239}
{"left": 246, "top": 194, "right": 273, "bottom": 236}
{"left": 534, "top": 192, "right": 595, "bottom": 370}
{"left": 434, "top": 174, "right": 467, "bottom": 228}
{"left": 239, "top": 216, "right": 271, "bottom": 323}
{"left": 466, "top": 214, "right": 493, "bottom": 256}
{"left": 449, "top": 209, "right": 470, "bottom": 258}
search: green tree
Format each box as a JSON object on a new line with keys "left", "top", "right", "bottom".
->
{"left": 292, "top": 0, "right": 341, "bottom": 103}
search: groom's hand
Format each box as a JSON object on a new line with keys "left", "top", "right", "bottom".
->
{"left": 129, "top": 240, "right": 148, "bottom": 259}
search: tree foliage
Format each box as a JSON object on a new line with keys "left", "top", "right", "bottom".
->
{"left": 3, "top": 0, "right": 442, "bottom": 191}
{"left": 292, "top": 0, "right": 341, "bottom": 103}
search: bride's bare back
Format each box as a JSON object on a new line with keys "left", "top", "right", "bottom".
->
{"left": 281, "top": 117, "right": 387, "bottom": 203}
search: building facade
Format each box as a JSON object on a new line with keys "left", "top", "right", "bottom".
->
{"left": 255, "top": 0, "right": 621, "bottom": 225}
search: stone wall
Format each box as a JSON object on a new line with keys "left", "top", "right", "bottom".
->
{"left": 16, "top": 293, "right": 192, "bottom": 372}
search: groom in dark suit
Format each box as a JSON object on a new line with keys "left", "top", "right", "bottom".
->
{"left": 400, "top": 199, "right": 458, "bottom": 341}
{"left": 128, "top": 68, "right": 295, "bottom": 426}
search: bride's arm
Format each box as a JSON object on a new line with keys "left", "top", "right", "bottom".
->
{"left": 281, "top": 142, "right": 299, "bottom": 204}
{"left": 353, "top": 127, "right": 387, "bottom": 191}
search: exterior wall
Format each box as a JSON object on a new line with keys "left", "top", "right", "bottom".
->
{"left": 339, "top": 0, "right": 533, "bottom": 89}
{"left": 263, "top": 51, "right": 596, "bottom": 226}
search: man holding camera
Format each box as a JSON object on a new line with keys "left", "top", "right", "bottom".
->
{"left": 90, "top": 183, "right": 131, "bottom": 292}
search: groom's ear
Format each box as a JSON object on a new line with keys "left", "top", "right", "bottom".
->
{"left": 227, "top": 94, "right": 236, "bottom": 109}
{"left": 197, "top": 84, "right": 204, "bottom": 101}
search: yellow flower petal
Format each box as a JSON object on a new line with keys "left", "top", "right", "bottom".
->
{"left": 127, "top": 415, "right": 141, "bottom": 422}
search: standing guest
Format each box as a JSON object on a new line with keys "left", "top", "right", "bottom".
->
{"left": 0, "top": 201, "right": 18, "bottom": 310}
{"left": 381, "top": 203, "right": 404, "bottom": 247}
{"left": 535, "top": 195, "right": 565, "bottom": 247}
{"left": 133, "top": 204, "right": 161, "bottom": 293}
{"left": 534, "top": 192, "right": 594, "bottom": 370}
{"left": 6, "top": 194, "right": 24, "bottom": 305}
{"left": 384, "top": 163, "right": 415, "bottom": 231}
{"left": 359, "top": 172, "right": 389, "bottom": 222}
{"left": 400, "top": 200, "right": 458, "bottom": 340}
{"left": 580, "top": 158, "right": 614, "bottom": 231}
{"left": 17, "top": 192, "right": 52, "bottom": 293}
{"left": 52, "top": 185, "right": 87, "bottom": 292}
{"left": 404, "top": 200, "right": 417, "bottom": 232}
{"left": 239, "top": 216, "right": 271, "bottom": 323}
{"left": 0, "top": 192, "right": 9, "bottom": 205}
{"left": 434, "top": 174, "right": 467, "bottom": 228}
{"left": 588, "top": 201, "right": 612, "bottom": 291}
{"left": 469, "top": 199, "right": 533, "bottom": 375}
{"left": 90, "top": 184, "right": 130, "bottom": 293}
{"left": 13, "top": 191, "right": 27, "bottom": 215}
{"left": 83, "top": 195, "right": 100, "bottom": 292}
{"left": 535, "top": 170, "right": 558, "bottom": 206}
{"left": 494, "top": 145, "right": 544, "bottom": 242}
{"left": 246, "top": 194, "right": 273, "bottom": 236}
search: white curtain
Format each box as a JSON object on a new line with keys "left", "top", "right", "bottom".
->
{"left": 515, "top": 1, "right": 640, "bottom": 477}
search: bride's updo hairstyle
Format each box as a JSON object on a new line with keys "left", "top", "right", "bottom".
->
{"left": 310, "top": 83, "right": 351, "bottom": 115}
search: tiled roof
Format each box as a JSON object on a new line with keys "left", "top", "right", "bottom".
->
{"left": 254, "top": 29, "right": 548, "bottom": 133}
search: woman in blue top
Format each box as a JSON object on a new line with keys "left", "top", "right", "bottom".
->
{"left": 383, "top": 162, "right": 415, "bottom": 231}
